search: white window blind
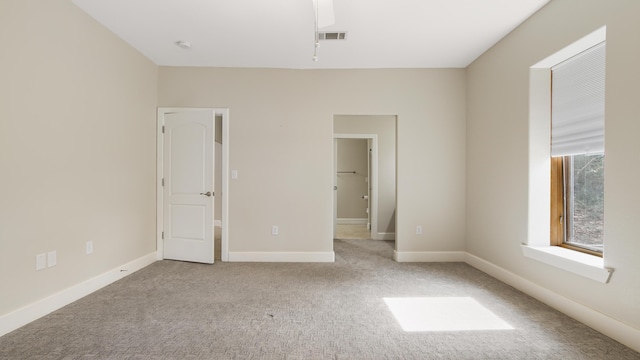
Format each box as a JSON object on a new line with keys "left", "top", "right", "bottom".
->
{"left": 551, "top": 42, "right": 606, "bottom": 157}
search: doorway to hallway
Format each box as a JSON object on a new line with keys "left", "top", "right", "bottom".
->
{"left": 333, "top": 115, "right": 397, "bottom": 243}
{"left": 334, "top": 137, "right": 373, "bottom": 240}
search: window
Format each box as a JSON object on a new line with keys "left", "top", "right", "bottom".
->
{"left": 550, "top": 42, "right": 606, "bottom": 256}
{"left": 526, "top": 27, "right": 611, "bottom": 283}
{"left": 551, "top": 154, "right": 605, "bottom": 255}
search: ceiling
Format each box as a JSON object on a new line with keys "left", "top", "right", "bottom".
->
{"left": 72, "top": 0, "right": 550, "bottom": 69}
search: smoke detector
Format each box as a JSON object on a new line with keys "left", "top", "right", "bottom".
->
{"left": 175, "top": 40, "right": 192, "bottom": 49}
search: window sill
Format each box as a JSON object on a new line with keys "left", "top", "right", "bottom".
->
{"left": 521, "top": 245, "right": 613, "bottom": 283}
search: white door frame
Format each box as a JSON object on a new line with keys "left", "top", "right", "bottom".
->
{"left": 157, "top": 107, "right": 230, "bottom": 261}
{"left": 334, "top": 134, "right": 378, "bottom": 239}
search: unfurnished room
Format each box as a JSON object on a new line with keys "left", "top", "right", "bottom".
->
{"left": 1, "top": 0, "right": 639, "bottom": 358}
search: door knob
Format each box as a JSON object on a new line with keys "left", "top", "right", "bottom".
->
{"left": 200, "top": 191, "right": 213, "bottom": 197}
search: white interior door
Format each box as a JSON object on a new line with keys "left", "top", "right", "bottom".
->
{"left": 163, "top": 110, "right": 214, "bottom": 264}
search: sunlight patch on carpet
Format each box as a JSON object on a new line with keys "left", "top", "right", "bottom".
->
{"left": 384, "top": 297, "right": 514, "bottom": 332}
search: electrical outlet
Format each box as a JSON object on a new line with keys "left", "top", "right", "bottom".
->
{"left": 86, "top": 241, "right": 93, "bottom": 255}
{"left": 416, "top": 225, "right": 423, "bottom": 235}
{"left": 271, "top": 225, "right": 279, "bottom": 236}
{"left": 36, "top": 254, "right": 46, "bottom": 271}
{"left": 47, "top": 251, "right": 57, "bottom": 267}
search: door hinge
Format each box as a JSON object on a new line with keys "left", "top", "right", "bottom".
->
{"left": 162, "top": 125, "right": 165, "bottom": 134}
{"left": 162, "top": 178, "right": 164, "bottom": 187}
{"left": 162, "top": 231, "right": 164, "bottom": 239}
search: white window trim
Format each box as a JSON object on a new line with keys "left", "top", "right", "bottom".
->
{"left": 526, "top": 26, "right": 612, "bottom": 284}
{"left": 521, "top": 245, "right": 612, "bottom": 283}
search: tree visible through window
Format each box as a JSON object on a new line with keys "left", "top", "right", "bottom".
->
{"left": 564, "top": 153, "right": 604, "bottom": 253}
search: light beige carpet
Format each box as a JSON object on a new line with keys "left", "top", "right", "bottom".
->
{"left": 1, "top": 239, "right": 638, "bottom": 359}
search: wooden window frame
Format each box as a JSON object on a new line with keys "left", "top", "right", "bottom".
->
{"left": 550, "top": 156, "right": 603, "bottom": 257}
{"left": 550, "top": 157, "right": 564, "bottom": 246}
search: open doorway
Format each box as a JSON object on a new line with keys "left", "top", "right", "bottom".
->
{"left": 334, "top": 136, "right": 374, "bottom": 240}
{"left": 333, "top": 115, "right": 396, "bottom": 243}
{"left": 214, "top": 114, "right": 223, "bottom": 261}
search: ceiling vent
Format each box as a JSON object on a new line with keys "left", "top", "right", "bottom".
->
{"left": 318, "top": 32, "right": 347, "bottom": 40}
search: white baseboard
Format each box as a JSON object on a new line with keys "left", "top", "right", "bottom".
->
{"left": 374, "top": 232, "right": 396, "bottom": 240}
{"left": 337, "top": 218, "right": 368, "bottom": 225}
{"left": 228, "top": 251, "right": 335, "bottom": 262}
{"left": 0, "top": 252, "right": 157, "bottom": 338}
{"left": 394, "top": 251, "right": 465, "bottom": 262}
{"left": 464, "top": 252, "right": 640, "bottom": 353}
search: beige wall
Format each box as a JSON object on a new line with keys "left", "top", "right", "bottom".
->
{"left": 158, "top": 67, "right": 467, "bottom": 254}
{"left": 336, "top": 139, "right": 369, "bottom": 220}
{"left": 0, "top": 0, "right": 158, "bottom": 316}
{"left": 467, "top": 0, "right": 640, "bottom": 330}
{"left": 335, "top": 115, "right": 397, "bottom": 235}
